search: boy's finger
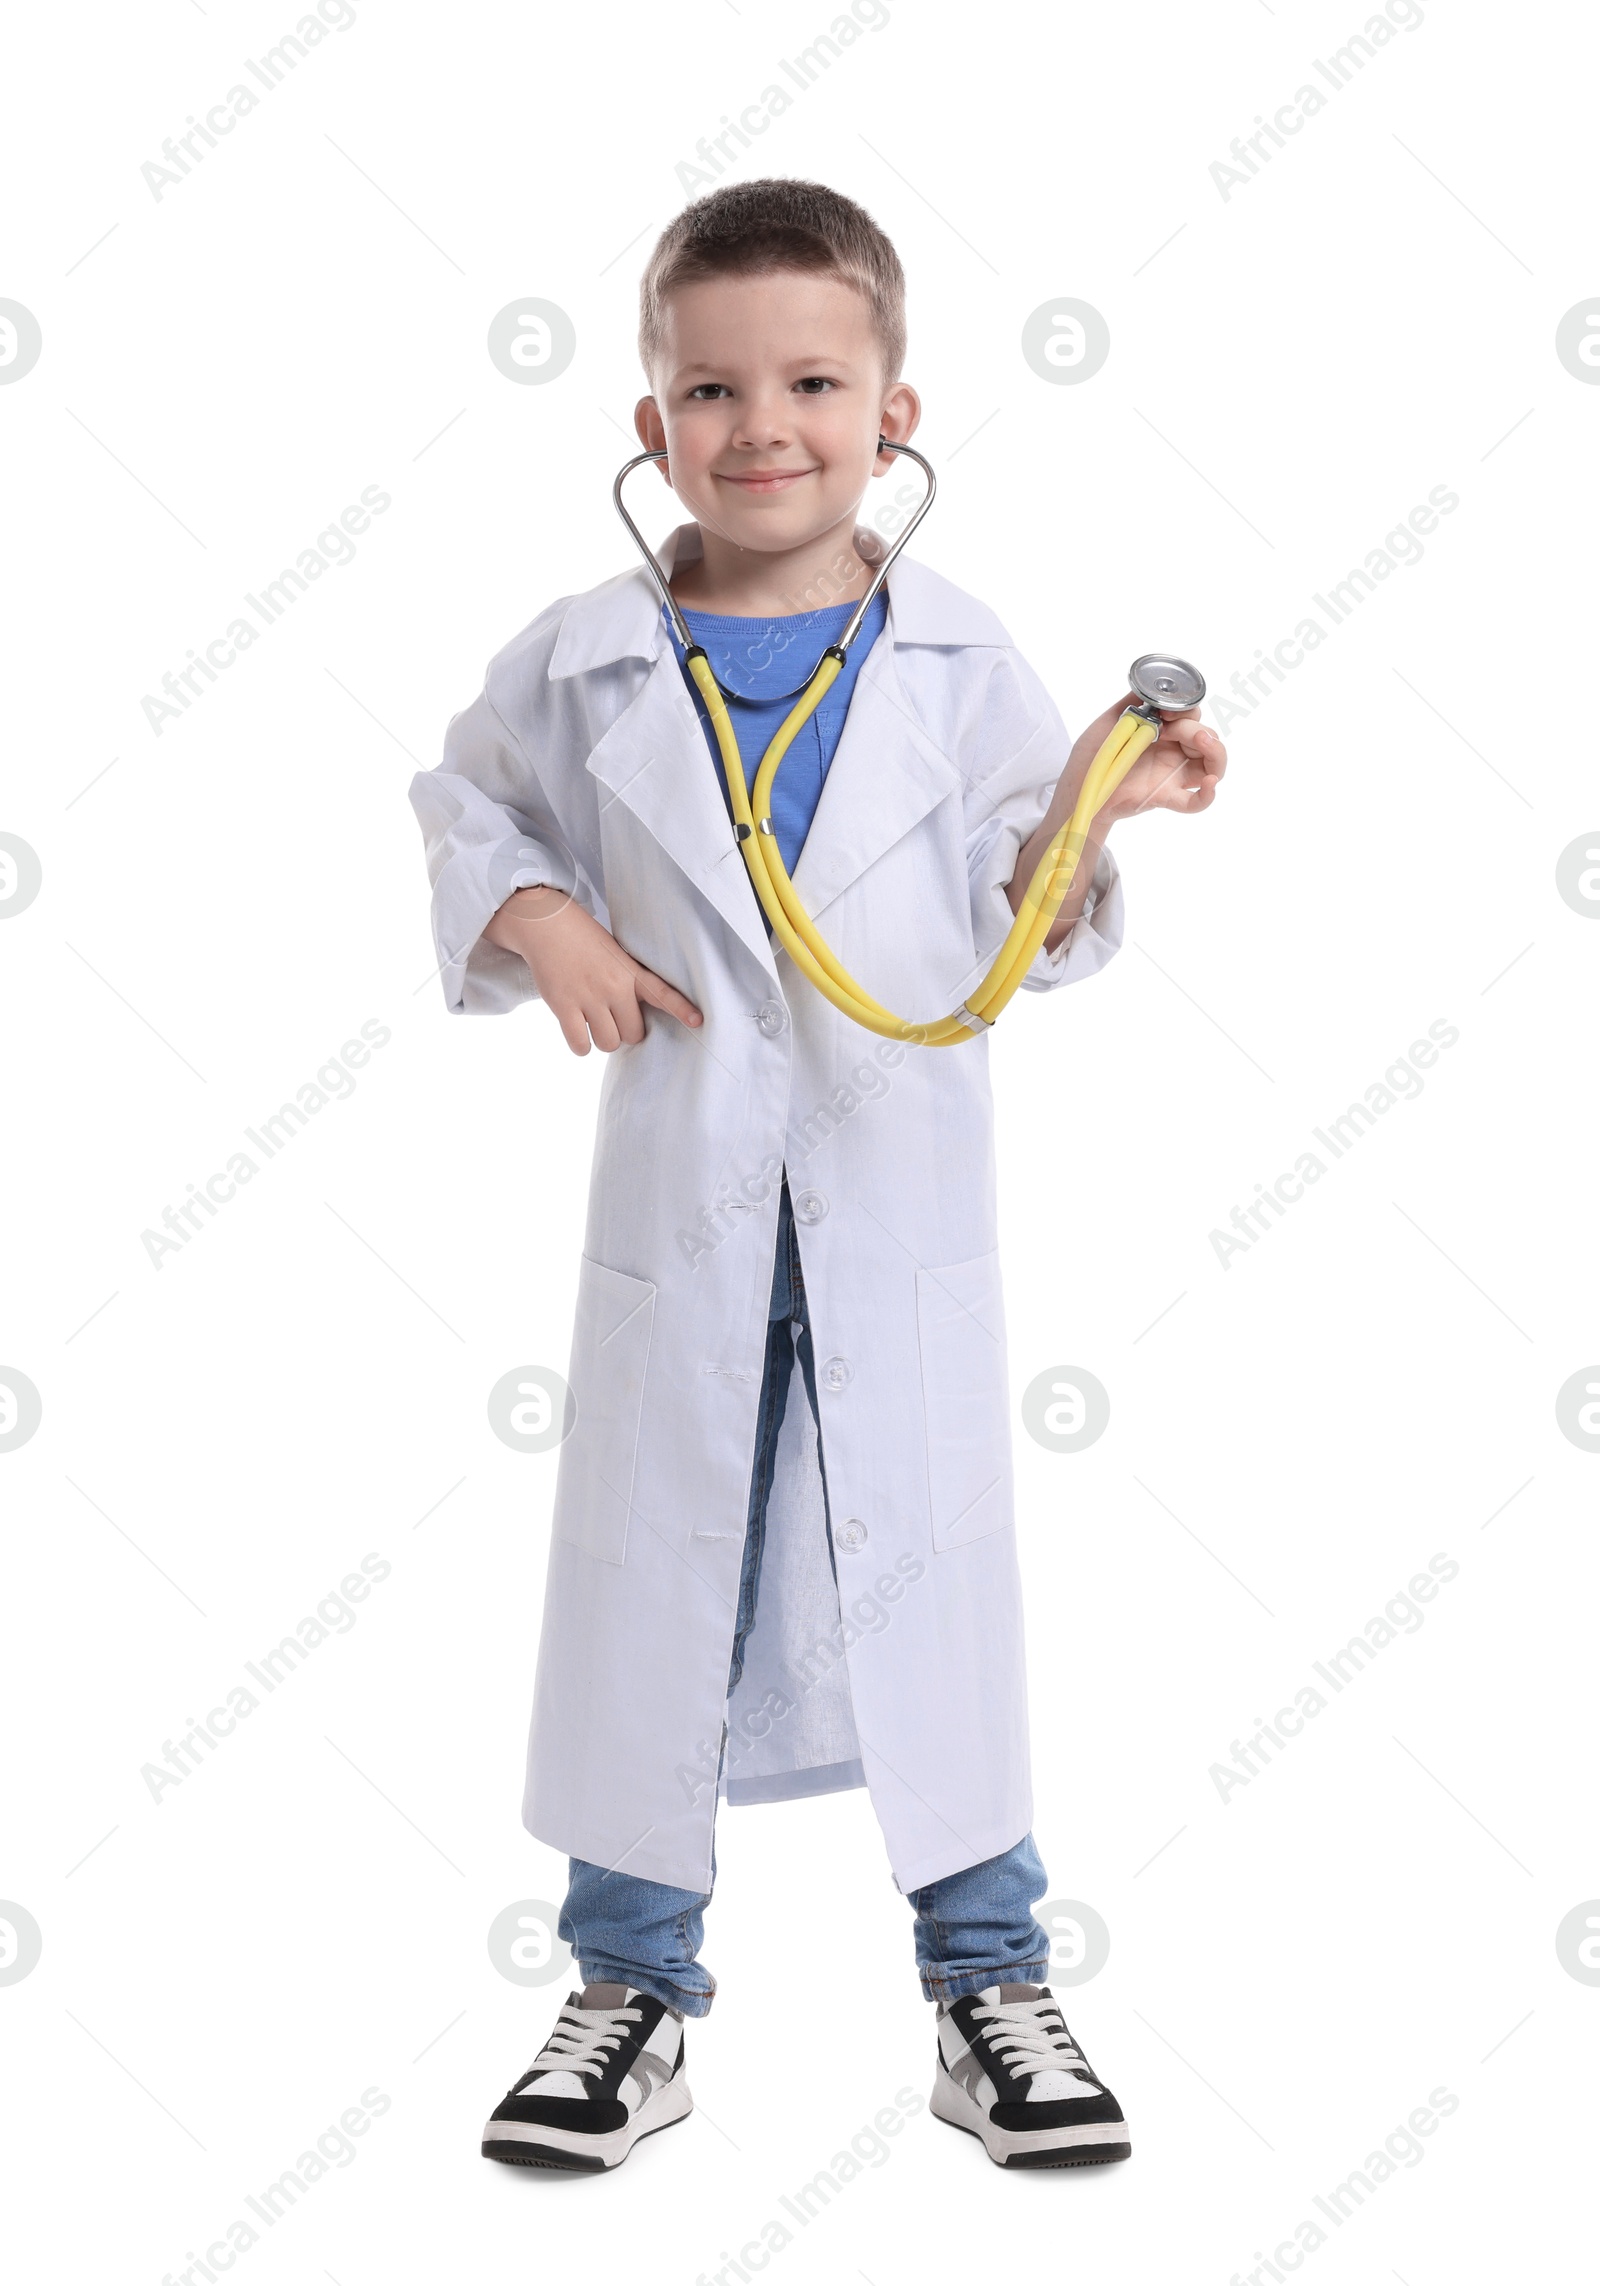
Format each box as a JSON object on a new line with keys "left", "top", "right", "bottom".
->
{"left": 1164, "top": 716, "right": 1225, "bottom": 772}
{"left": 634, "top": 968, "right": 705, "bottom": 1027}
{"left": 612, "top": 995, "right": 648, "bottom": 1048}
{"left": 587, "top": 1002, "right": 623, "bottom": 1053}
{"left": 554, "top": 1002, "right": 593, "bottom": 1056}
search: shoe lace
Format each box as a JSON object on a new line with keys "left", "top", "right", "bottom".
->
{"left": 527, "top": 2002, "right": 642, "bottom": 2082}
{"left": 972, "top": 1995, "right": 1092, "bottom": 2083}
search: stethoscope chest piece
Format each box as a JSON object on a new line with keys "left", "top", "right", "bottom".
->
{"left": 1128, "top": 653, "right": 1206, "bottom": 714}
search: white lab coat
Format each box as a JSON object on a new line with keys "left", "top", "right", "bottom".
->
{"left": 409, "top": 524, "right": 1124, "bottom": 1895}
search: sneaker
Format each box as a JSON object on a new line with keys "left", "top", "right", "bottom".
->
{"left": 481, "top": 1982, "right": 692, "bottom": 2171}
{"left": 931, "top": 1984, "right": 1131, "bottom": 2168}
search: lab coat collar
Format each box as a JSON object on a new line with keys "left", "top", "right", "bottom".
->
{"left": 581, "top": 652, "right": 782, "bottom": 980}
{"left": 572, "top": 523, "right": 1008, "bottom": 987}
{"left": 545, "top": 521, "right": 1014, "bottom": 678}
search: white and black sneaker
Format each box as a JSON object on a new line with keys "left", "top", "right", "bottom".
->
{"left": 932, "top": 1984, "right": 1130, "bottom": 2168}
{"left": 482, "top": 1982, "right": 692, "bottom": 2172}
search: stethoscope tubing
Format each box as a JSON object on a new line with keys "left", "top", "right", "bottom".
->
{"left": 610, "top": 438, "right": 1196, "bottom": 1043}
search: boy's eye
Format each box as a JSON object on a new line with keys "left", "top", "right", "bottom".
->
{"left": 794, "top": 376, "right": 836, "bottom": 394}
{"left": 687, "top": 383, "right": 731, "bottom": 399}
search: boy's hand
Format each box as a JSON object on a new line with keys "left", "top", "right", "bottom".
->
{"left": 484, "top": 887, "right": 703, "bottom": 1055}
{"left": 1074, "top": 690, "right": 1227, "bottom": 826}
{"left": 1007, "top": 693, "right": 1228, "bottom": 949}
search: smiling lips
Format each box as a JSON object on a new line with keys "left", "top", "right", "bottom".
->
{"left": 716, "top": 467, "right": 817, "bottom": 493}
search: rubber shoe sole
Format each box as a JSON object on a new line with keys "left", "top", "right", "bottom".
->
{"left": 482, "top": 2072, "right": 693, "bottom": 2172}
{"left": 931, "top": 2064, "right": 1130, "bottom": 2169}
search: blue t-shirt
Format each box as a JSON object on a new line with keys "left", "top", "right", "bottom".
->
{"left": 666, "top": 592, "right": 889, "bottom": 876}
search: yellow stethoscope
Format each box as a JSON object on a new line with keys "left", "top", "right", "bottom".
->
{"left": 614, "top": 438, "right": 1205, "bottom": 1046}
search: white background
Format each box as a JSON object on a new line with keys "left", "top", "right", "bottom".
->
{"left": 3, "top": 0, "right": 1597, "bottom": 2279}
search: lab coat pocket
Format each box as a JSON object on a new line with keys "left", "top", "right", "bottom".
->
{"left": 915, "top": 1250, "right": 1015, "bottom": 1553}
{"left": 552, "top": 1257, "right": 657, "bottom": 1566}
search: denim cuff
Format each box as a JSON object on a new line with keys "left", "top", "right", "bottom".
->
{"left": 919, "top": 1957, "right": 1049, "bottom": 2005}
{"left": 576, "top": 1955, "right": 716, "bottom": 2020}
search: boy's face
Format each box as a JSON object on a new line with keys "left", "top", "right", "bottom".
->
{"left": 636, "top": 271, "right": 919, "bottom": 559}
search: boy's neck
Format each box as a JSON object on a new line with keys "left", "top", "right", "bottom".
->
{"left": 668, "top": 507, "right": 874, "bottom": 620}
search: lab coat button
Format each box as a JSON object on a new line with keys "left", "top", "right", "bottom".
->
{"left": 822, "top": 1355, "right": 853, "bottom": 1390}
{"left": 794, "top": 1189, "right": 828, "bottom": 1223}
{"left": 837, "top": 1519, "right": 868, "bottom": 1551}
{"left": 756, "top": 1000, "right": 787, "bottom": 1036}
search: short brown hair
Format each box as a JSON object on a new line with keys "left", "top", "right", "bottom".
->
{"left": 639, "top": 178, "right": 906, "bottom": 384}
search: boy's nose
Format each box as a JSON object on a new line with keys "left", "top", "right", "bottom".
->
{"left": 729, "top": 400, "right": 793, "bottom": 449}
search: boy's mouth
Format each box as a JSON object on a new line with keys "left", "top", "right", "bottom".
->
{"left": 716, "top": 467, "right": 818, "bottom": 494}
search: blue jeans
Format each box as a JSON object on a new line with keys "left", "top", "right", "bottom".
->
{"left": 558, "top": 1178, "right": 1052, "bottom": 2016}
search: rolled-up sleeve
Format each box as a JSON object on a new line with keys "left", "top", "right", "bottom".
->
{"left": 968, "top": 810, "right": 1124, "bottom": 991}
{"left": 408, "top": 686, "right": 591, "bottom": 1016}
{"left": 963, "top": 656, "right": 1125, "bottom": 994}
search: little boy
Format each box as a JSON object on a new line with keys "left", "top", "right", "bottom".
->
{"left": 409, "top": 179, "right": 1225, "bottom": 2174}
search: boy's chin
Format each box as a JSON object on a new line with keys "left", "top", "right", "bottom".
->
{"left": 691, "top": 500, "right": 868, "bottom": 555}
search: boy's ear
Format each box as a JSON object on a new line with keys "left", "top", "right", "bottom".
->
{"left": 635, "top": 396, "right": 667, "bottom": 463}
{"left": 873, "top": 382, "right": 922, "bottom": 470}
